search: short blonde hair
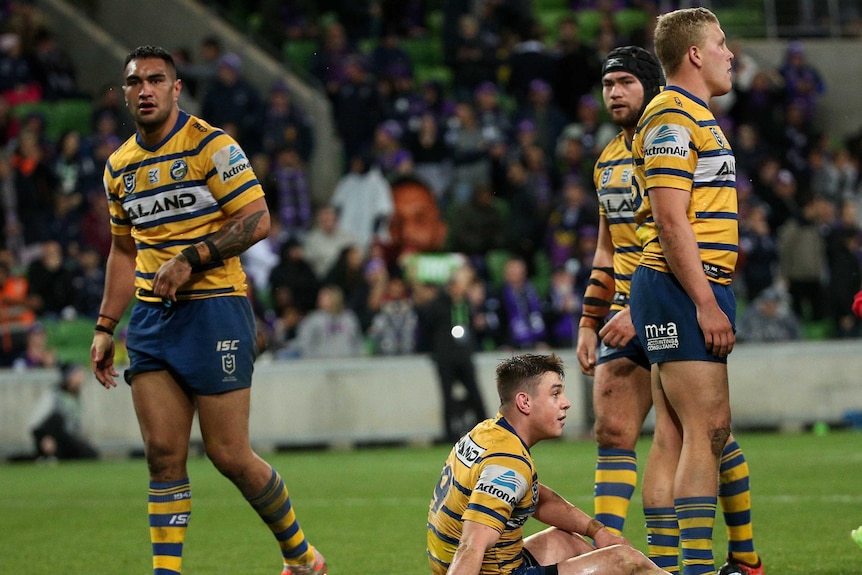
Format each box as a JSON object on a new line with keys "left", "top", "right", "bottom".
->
{"left": 654, "top": 7, "right": 720, "bottom": 78}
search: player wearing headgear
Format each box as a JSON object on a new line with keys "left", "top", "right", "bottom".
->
{"left": 576, "top": 44, "right": 764, "bottom": 575}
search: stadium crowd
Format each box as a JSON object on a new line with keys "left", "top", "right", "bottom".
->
{"left": 0, "top": 0, "right": 861, "bottom": 367}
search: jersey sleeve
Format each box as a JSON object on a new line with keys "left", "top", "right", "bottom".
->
{"left": 203, "top": 133, "right": 265, "bottom": 214}
{"left": 640, "top": 113, "right": 697, "bottom": 194}
{"left": 461, "top": 458, "right": 531, "bottom": 532}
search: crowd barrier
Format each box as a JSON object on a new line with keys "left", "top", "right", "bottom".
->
{"left": 2, "top": 341, "right": 861, "bottom": 459}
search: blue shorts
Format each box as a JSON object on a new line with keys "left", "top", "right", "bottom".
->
{"left": 630, "top": 266, "right": 736, "bottom": 365}
{"left": 596, "top": 309, "right": 650, "bottom": 370}
{"left": 512, "top": 549, "right": 559, "bottom": 575}
{"left": 124, "top": 296, "right": 257, "bottom": 394}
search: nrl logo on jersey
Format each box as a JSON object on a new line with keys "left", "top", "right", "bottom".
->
{"left": 214, "top": 144, "right": 252, "bottom": 183}
{"left": 600, "top": 167, "right": 613, "bottom": 187}
{"left": 123, "top": 172, "right": 136, "bottom": 193}
{"left": 710, "top": 127, "right": 725, "bottom": 149}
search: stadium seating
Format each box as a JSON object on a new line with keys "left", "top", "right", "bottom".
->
{"left": 11, "top": 99, "right": 93, "bottom": 142}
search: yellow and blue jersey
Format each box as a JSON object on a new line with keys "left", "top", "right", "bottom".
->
{"left": 593, "top": 131, "right": 641, "bottom": 310}
{"left": 103, "top": 110, "right": 264, "bottom": 303}
{"left": 427, "top": 415, "right": 539, "bottom": 575}
{"left": 631, "top": 85, "right": 738, "bottom": 285}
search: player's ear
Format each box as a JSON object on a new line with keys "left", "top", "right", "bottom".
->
{"left": 515, "top": 391, "right": 531, "bottom": 415}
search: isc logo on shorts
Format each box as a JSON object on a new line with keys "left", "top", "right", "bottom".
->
{"left": 216, "top": 339, "right": 239, "bottom": 351}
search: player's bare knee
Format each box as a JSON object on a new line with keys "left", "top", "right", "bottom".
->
{"left": 594, "top": 417, "right": 636, "bottom": 450}
{"left": 710, "top": 426, "right": 731, "bottom": 458}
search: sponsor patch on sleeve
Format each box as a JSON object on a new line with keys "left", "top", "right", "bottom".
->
{"left": 212, "top": 143, "right": 252, "bottom": 184}
{"left": 473, "top": 464, "right": 528, "bottom": 508}
{"left": 643, "top": 123, "right": 690, "bottom": 159}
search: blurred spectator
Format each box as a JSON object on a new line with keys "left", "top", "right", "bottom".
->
{"left": 553, "top": 124, "right": 595, "bottom": 188}
{"left": 29, "top": 27, "right": 79, "bottom": 100}
{"left": 497, "top": 255, "right": 547, "bottom": 349}
{"left": 289, "top": 284, "right": 365, "bottom": 359}
{"left": 303, "top": 204, "right": 357, "bottom": 280}
{"left": 176, "top": 35, "right": 222, "bottom": 100}
{"left": 552, "top": 14, "right": 602, "bottom": 123}
{"left": 269, "top": 236, "right": 320, "bottom": 316}
{"left": 761, "top": 167, "right": 802, "bottom": 232}
{"left": 736, "top": 285, "right": 802, "bottom": 343}
{"left": 0, "top": 258, "right": 34, "bottom": 365}
{"left": 53, "top": 130, "right": 98, "bottom": 200}
{"left": 449, "top": 101, "right": 492, "bottom": 207}
{"left": 564, "top": 93, "right": 617, "bottom": 161}
{"left": 331, "top": 53, "right": 381, "bottom": 166}
{"left": 501, "top": 159, "right": 543, "bottom": 261}
{"left": 778, "top": 198, "right": 828, "bottom": 322}
{"left": 0, "top": 32, "right": 40, "bottom": 105}
{"left": 506, "top": 19, "right": 556, "bottom": 106}
{"left": 70, "top": 247, "right": 104, "bottom": 318}
{"left": 825, "top": 224, "right": 862, "bottom": 338}
{"left": 79, "top": 191, "right": 112, "bottom": 260}
{"left": 449, "top": 183, "right": 507, "bottom": 270}
{"left": 515, "top": 78, "right": 568, "bottom": 160}
{"left": 324, "top": 244, "right": 388, "bottom": 331}
{"left": 369, "top": 26, "right": 414, "bottom": 83}
{"left": 310, "top": 20, "right": 357, "bottom": 98}
{"left": 415, "top": 265, "right": 488, "bottom": 442}
{"left": 11, "top": 127, "right": 57, "bottom": 246}
{"left": 372, "top": 119, "right": 414, "bottom": 181}
{"left": 26, "top": 240, "right": 76, "bottom": 318}
{"left": 779, "top": 41, "right": 825, "bottom": 127}
{"left": 545, "top": 175, "right": 599, "bottom": 270}
{"left": 331, "top": 152, "right": 394, "bottom": 254}
{"left": 380, "top": 0, "right": 428, "bottom": 38}
{"left": 406, "top": 112, "right": 453, "bottom": 201}
{"left": 13, "top": 321, "right": 56, "bottom": 369}
{"left": 738, "top": 203, "right": 779, "bottom": 302}
{"left": 449, "top": 13, "right": 497, "bottom": 101}
{"left": 0, "top": 94, "right": 20, "bottom": 147}
{"left": 241, "top": 218, "right": 283, "bottom": 299}
{"left": 388, "top": 176, "right": 448, "bottom": 262}
{"left": 474, "top": 81, "right": 511, "bottom": 146}
{"left": 368, "top": 274, "right": 418, "bottom": 355}
{"left": 734, "top": 123, "right": 770, "bottom": 183}
{"left": 27, "top": 362, "right": 98, "bottom": 461}
{"left": 261, "top": 80, "right": 314, "bottom": 162}
{"left": 89, "top": 83, "right": 133, "bottom": 139}
{"left": 544, "top": 265, "right": 580, "bottom": 349}
{"left": 200, "top": 52, "right": 264, "bottom": 154}
{"left": 257, "top": 0, "right": 320, "bottom": 47}
{"left": 266, "top": 146, "right": 314, "bottom": 240}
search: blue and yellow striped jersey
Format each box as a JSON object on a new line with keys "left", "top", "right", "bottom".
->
{"left": 632, "top": 86, "right": 738, "bottom": 285}
{"left": 427, "top": 415, "right": 538, "bottom": 575}
{"left": 593, "top": 131, "right": 640, "bottom": 310}
{"left": 103, "top": 111, "right": 264, "bottom": 302}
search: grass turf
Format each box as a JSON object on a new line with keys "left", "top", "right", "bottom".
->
{"left": 1, "top": 430, "right": 860, "bottom": 574}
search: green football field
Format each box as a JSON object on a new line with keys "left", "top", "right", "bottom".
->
{"left": 1, "top": 430, "right": 860, "bottom": 574}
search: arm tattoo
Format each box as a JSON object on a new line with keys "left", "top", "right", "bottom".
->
{"left": 208, "top": 210, "right": 266, "bottom": 260}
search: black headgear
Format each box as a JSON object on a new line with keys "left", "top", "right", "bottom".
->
{"left": 602, "top": 46, "right": 664, "bottom": 109}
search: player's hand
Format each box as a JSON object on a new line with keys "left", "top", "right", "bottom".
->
{"left": 598, "top": 307, "right": 636, "bottom": 349}
{"left": 151, "top": 257, "right": 192, "bottom": 302}
{"left": 576, "top": 327, "right": 599, "bottom": 375}
{"left": 696, "top": 303, "right": 735, "bottom": 358}
{"left": 91, "top": 332, "right": 118, "bottom": 388}
{"left": 592, "top": 527, "right": 629, "bottom": 549}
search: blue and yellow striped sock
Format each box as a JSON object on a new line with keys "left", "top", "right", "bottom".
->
{"left": 148, "top": 478, "right": 191, "bottom": 575}
{"left": 719, "top": 440, "right": 758, "bottom": 566}
{"left": 247, "top": 467, "right": 315, "bottom": 567}
{"left": 594, "top": 447, "right": 638, "bottom": 535}
{"left": 676, "top": 496, "right": 717, "bottom": 575}
{"left": 644, "top": 506, "right": 680, "bottom": 574}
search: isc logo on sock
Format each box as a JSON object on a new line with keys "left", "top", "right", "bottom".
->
{"left": 169, "top": 514, "right": 190, "bottom": 525}
{"left": 216, "top": 339, "right": 239, "bottom": 351}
